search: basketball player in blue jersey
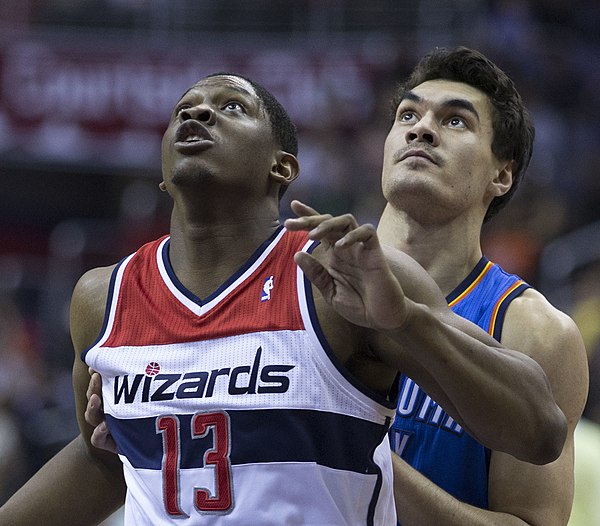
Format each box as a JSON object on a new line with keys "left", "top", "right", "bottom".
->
{"left": 1, "top": 71, "right": 568, "bottom": 525}
{"left": 376, "top": 48, "right": 588, "bottom": 525}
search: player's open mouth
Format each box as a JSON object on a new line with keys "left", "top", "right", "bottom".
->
{"left": 175, "top": 121, "right": 214, "bottom": 152}
{"left": 176, "top": 121, "right": 213, "bottom": 142}
{"left": 182, "top": 135, "right": 203, "bottom": 143}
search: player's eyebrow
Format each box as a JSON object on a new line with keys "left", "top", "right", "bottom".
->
{"left": 401, "top": 91, "right": 480, "bottom": 122}
{"left": 214, "top": 84, "right": 255, "bottom": 99}
{"left": 233, "top": 85, "right": 254, "bottom": 96}
{"left": 179, "top": 81, "right": 256, "bottom": 104}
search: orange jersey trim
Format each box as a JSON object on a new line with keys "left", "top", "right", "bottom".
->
{"left": 447, "top": 261, "right": 494, "bottom": 309}
{"left": 487, "top": 280, "right": 525, "bottom": 336}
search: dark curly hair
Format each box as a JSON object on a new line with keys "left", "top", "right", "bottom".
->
{"left": 390, "top": 47, "right": 534, "bottom": 222}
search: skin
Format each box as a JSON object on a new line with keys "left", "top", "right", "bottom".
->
{"left": 379, "top": 79, "right": 588, "bottom": 525}
{"left": 0, "top": 75, "right": 569, "bottom": 525}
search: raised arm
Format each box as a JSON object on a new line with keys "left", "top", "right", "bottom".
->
{"left": 284, "top": 200, "right": 567, "bottom": 464}
{"left": 0, "top": 266, "right": 126, "bottom": 526}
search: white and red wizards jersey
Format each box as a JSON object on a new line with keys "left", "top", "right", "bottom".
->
{"left": 83, "top": 226, "right": 397, "bottom": 525}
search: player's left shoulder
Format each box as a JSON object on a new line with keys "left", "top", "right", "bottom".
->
{"left": 503, "top": 287, "right": 588, "bottom": 419}
{"left": 503, "top": 287, "right": 581, "bottom": 349}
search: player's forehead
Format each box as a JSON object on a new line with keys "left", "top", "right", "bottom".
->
{"left": 415, "top": 78, "right": 483, "bottom": 97}
{"left": 405, "top": 79, "right": 491, "bottom": 117}
{"left": 180, "top": 75, "right": 259, "bottom": 103}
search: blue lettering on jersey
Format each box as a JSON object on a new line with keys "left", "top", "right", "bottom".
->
{"left": 113, "top": 347, "right": 295, "bottom": 405}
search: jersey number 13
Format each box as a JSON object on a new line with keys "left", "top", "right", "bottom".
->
{"left": 156, "top": 411, "right": 233, "bottom": 516}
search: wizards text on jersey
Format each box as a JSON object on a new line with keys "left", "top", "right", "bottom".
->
{"left": 113, "top": 346, "right": 295, "bottom": 404}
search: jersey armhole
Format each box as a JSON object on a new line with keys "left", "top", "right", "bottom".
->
{"left": 80, "top": 255, "right": 133, "bottom": 362}
{"left": 490, "top": 282, "right": 531, "bottom": 341}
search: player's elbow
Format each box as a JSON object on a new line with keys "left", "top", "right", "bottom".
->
{"left": 522, "top": 405, "right": 567, "bottom": 465}
{"left": 539, "top": 407, "right": 568, "bottom": 464}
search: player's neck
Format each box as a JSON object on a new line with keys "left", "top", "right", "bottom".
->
{"left": 377, "top": 204, "right": 483, "bottom": 296}
{"left": 167, "top": 208, "right": 281, "bottom": 299}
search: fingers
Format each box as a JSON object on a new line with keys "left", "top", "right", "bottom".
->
{"left": 90, "top": 421, "right": 118, "bottom": 454}
{"left": 308, "top": 214, "right": 359, "bottom": 241}
{"left": 85, "top": 370, "right": 117, "bottom": 454}
{"left": 85, "top": 371, "right": 104, "bottom": 428}
{"left": 86, "top": 371, "right": 102, "bottom": 402}
{"left": 286, "top": 201, "right": 366, "bottom": 244}
{"left": 334, "top": 223, "right": 380, "bottom": 250}
{"left": 85, "top": 393, "right": 104, "bottom": 427}
{"left": 85, "top": 370, "right": 105, "bottom": 427}
{"left": 291, "top": 214, "right": 377, "bottom": 250}
{"left": 289, "top": 200, "right": 320, "bottom": 217}
{"left": 285, "top": 200, "right": 333, "bottom": 233}
{"left": 294, "top": 252, "right": 333, "bottom": 293}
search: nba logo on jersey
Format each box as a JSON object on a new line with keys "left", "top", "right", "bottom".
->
{"left": 261, "top": 275, "right": 274, "bottom": 302}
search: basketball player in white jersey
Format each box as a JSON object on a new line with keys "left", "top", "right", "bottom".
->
{"left": 0, "top": 72, "right": 566, "bottom": 525}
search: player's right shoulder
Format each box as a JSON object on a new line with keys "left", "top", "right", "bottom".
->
{"left": 72, "top": 265, "right": 116, "bottom": 311}
{"left": 70, "top": 265, "right": 117, "bottom": 353}
{"left": 74, "top": 265, "right": 115, "bottom": 295}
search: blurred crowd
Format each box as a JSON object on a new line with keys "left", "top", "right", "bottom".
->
{"left": 0, "top": 1, "right": 599, "bottom": 523}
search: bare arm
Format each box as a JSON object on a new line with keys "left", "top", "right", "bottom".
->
{"left": 392, "top": 292, "right": 588, "bottom": 525}
{"left": 392, "top": 454, "right": 527, "bottom": 526}
{"left": 0, "top": 266, "right": 126, "bottom": 525}
{"left": 284, "top": 201, "right": 566, "bottom": 464}
{"left": 392, "top": 450, "right": 565, "bottom": 526}
{"left": 373, "top": 285, "right": 566, "bottom": 464}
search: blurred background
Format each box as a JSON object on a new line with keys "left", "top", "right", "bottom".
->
{"left": 0, "top": 0, "right": 599, "bottom": 524}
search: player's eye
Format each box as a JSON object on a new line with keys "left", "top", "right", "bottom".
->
{"left": 398, "top": 111, "right": 417, "bottom": 123}
{"left": 175, "top": 104, "right": 191, "bottom": 115}
{"left": 447, "top": 116, "right": 467, "bottom": 129}
{"left": 223, "top": 101, "right": 245, "bottom": 112}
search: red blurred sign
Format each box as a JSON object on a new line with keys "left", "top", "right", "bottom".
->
{"left": 0, "top": 38, "right": 398, "bottom": 167}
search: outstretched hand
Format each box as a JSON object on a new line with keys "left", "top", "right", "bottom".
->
{"left": 85, "top": 369, "right": 118, "bottom": 454}
{"left": 284, "top": 200, "right": 410, "bottom": 331}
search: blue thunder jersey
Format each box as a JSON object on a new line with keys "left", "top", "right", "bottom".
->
{"left": 389, "top": 257, "right": 530, "bottom": 514}
{"left": 83, "top": 227, "right": 397, "bottom": 525}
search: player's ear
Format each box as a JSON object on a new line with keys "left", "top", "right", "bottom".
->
{"left": 270, "top": 151, "right": 299, "bottom": 190}
{"left": 490, "top": 159, "right": 514, "bottom": 197}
